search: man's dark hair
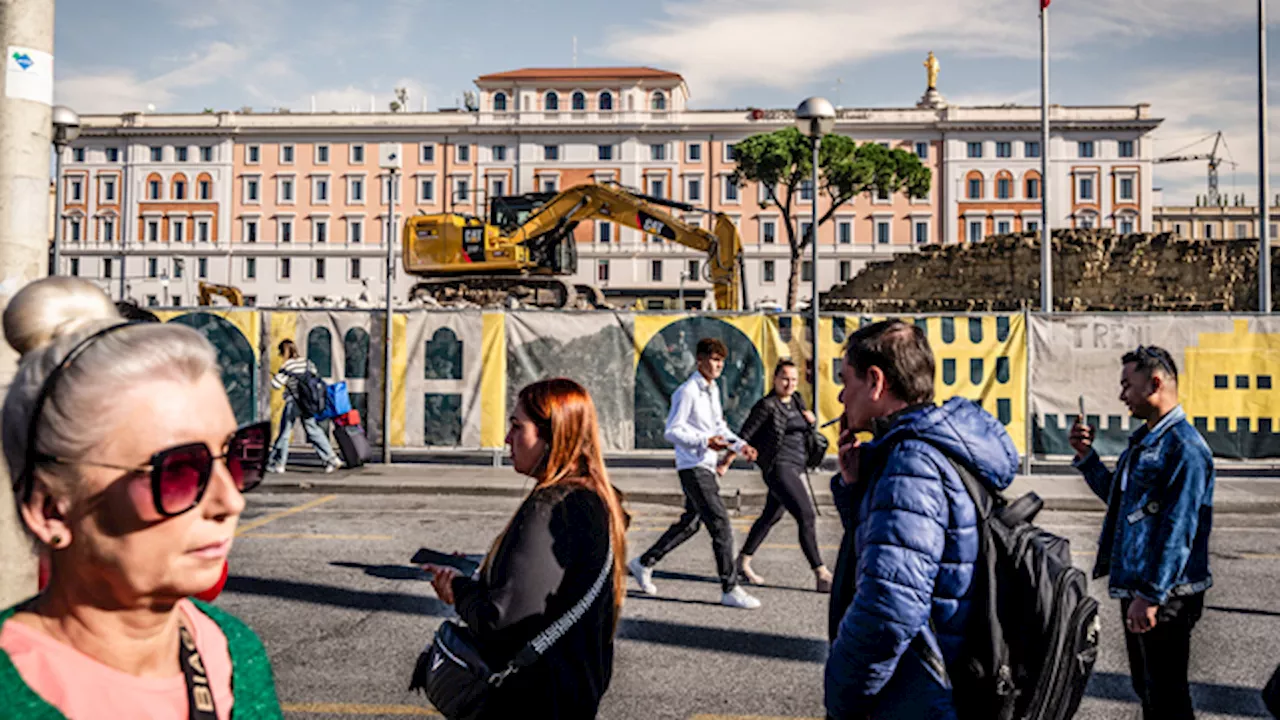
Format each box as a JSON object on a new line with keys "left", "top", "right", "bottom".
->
{"left": 844, "top": 319, "right": 935, "bottom": 404}
{"left": 696, "top": 337, "right": 728, "bottom": 359}
{"left": 1122, "top": 345, "right": 1178, "bottom": 383}
{"left": 774, "top": 358, "right": 797, "bottom": 376}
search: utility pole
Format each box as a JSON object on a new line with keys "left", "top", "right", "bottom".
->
{"left": 0, "top": 0, "right": 55, "bottom": 606}
{"left": 1260, "top": 0, "right": 1271, "bottom": 313}
{"left": 379, "top": 143, "right": 402, "bottom": 464}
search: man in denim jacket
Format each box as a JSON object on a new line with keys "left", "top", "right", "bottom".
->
{"left": 1070, "top": 345, "right": 1215, "bottom": 720}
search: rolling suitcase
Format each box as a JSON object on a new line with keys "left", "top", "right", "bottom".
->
{"left": 334, "top": 423, "right": 373, "bottom": 468}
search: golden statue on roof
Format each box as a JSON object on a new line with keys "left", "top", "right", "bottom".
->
{"left": 924, "top": 52, "right": 940, "bottom": 90}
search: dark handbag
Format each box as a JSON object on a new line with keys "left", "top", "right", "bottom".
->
{"left": 804, "top": 425, "right": 830, "bottom": 469}
{"left": 410, "top": 544, "right": 614, "bottom": 720}
{"left": 1264, "top": 661, "right": 1280, "bottom": 718}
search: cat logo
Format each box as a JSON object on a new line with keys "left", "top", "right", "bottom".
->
{"left": 637, "top": 211, "right": 676, "bottom": 240}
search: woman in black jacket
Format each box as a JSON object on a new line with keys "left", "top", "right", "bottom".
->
{"left": 735, "top": 360, "right": 833, "bottom": 592}
{"left": 424, "top": 378, "right": 629, "bottom": 719}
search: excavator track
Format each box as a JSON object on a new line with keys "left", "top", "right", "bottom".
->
{"left": 410, "top": 276, "right": 607, "bottom": 309}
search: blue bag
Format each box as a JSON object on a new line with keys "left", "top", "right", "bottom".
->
{"left": 318, "top": 381, "right": 352, "bottom": 421}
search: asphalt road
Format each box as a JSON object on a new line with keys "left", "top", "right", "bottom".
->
{"left": 216, "top": 490, "right": 1280, "bottom": 719}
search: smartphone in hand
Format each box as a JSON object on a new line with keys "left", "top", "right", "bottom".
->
{"left": 411, "top": 548, "right": 480, "bottom": 576}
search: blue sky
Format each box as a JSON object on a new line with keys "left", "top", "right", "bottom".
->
{"left": 54, "top": 0, "right": 1278, "bottom": 204}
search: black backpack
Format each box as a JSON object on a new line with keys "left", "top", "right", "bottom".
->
{"left": 924, "top": 459, "right": 1101, "bottom": 720}
{"left": 290, "top": 366, "right": 328, "bottom": 419}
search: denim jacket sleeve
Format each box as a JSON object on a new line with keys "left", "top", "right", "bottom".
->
{"left": 1074, "top": 450, "right": 1115, "bottom": 502}
{"left": 1139, "top": 438, "right": 1213, "bottom": 605}
{"left": 824, "top": 447, "right": 946, "bottom": 718}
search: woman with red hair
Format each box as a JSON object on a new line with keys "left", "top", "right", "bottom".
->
{"left": 424, "top": 378, "right": 628, "bottom": 719}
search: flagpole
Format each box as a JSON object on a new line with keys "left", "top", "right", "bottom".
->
{"left": 1040, "top": 0, "right": 1052, "bottom": 314}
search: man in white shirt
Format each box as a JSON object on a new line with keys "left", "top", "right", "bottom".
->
{"left": 628, "top": 338, "right": 763, "bottom": 609}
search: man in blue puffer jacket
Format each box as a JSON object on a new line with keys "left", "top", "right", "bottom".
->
{"left": 824, "top": 319, "right": 1019, "bottom": 719}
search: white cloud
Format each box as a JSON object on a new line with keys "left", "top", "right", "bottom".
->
{"left": 176, "top": 14, "right": 218, "bottom": 29}
{"left": 56, "top": 41, "right": 246, "bottom": 113}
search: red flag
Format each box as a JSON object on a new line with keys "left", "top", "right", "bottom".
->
{"left": 1042, "top": 0, "right": 1050, "bottom": 7}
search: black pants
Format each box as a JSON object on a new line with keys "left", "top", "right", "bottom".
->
{"left": 740, "top": 462, "right": 823, "bottom": 569}
{"left": 639, "top": 467, "right": 738, "bottom": 592}
{"left": 1121, "top": 592, "right": 1205, "bottom": 720}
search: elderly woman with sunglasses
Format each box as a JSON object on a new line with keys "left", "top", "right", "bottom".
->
{"left": 0, "top": 278, "right": 281, "bottom": 720}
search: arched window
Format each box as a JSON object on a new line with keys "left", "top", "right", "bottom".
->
{"left": 994, "top": 171, "right": 1014, "bottom": 200}
{"left": 1023, "top": 170, "right": 1042, "bottom": 200}
{"left": 571, "top": 91, "right": 586, "bottom": 111}
{"left": 493, "top": 92, "right": 507, "bottom": 112}
{"left": 651, "top": 91, "right": 667, "bottom": 111}
{"left": 598, "top": 91, "right": 613, "bottom": 111}
{"left": 544, "top": 91, "right": 559, "bottom": 111}
{"left": 344, "top": 327, "right": 370, "bottom": 378}
{"left": 966, "top": 171, "right": 985, "bottom": 200}
{"left": 306, "top": 327, "right": 333, "bottom": 378}
{"left": 424, "top": 327, "right": 463, "bottom": 380}
{"left": 171, "top": 173, "right": 188, "bottom": 201}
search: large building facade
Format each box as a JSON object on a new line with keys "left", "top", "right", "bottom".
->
{"left": 56, "top": 65, "right": 1161, "bottom": 309}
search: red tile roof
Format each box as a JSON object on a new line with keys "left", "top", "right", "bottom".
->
{"left": 476, "top": 67, "right": 684, "bottom": 83}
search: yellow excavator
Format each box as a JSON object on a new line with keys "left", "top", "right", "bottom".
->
{"left": 197, "top": 281, "right": 244, "bottom": 306}
{"left": 401, "top": 182, "right": 744, "bottom": 309}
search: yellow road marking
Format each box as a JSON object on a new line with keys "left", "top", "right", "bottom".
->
{"left": 283, "top": 702, "right": 438, "bottom": 716}
{"left": 240, "top": 532, "right": 392, "bottom": 541}
{"left": 236, "top": 495, "right": 338, "bottom": 536}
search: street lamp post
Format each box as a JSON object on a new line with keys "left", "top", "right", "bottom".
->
{"left": 795, "top": 97, "right": 836, "bottom": 418}
{"left": 379, "top": 143, "right": 403, "bottom": 465}
{"left": 50, "top": 106, "right": 81, "bottom": 277}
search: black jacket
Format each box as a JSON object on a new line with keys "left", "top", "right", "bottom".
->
{"left": 739, "top": 393, "right": 810, "bottom": 474}
{"left": 451, "top": 485, "right": 616, "bottom": 719}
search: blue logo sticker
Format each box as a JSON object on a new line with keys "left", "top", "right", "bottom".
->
{"left": 12, "top": 52, "right": 33, "bottom": 70}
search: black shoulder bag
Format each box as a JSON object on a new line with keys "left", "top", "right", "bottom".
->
{"left": 801, "top": 397, "right": 830, "bottom": 469}
{"left": 410, "top": 544, "right": 614, "bottom": 720}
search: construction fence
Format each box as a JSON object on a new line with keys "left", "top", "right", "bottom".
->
{"left": 152, "top": 309, "right": 1280, "bottom": 461}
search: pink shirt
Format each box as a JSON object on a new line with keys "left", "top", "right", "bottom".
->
{"left": 0, "top": 599, "right": 235, "bottom": 720}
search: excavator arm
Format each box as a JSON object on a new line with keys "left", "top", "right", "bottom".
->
{"left": 509, "top": 183, "right": 744, "bottom": 310}
{"left": 198, "top": 281, "right": 244, "bottom": 306}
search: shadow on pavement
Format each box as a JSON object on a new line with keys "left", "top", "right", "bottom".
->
{"left": 625, "top": 591, "right": 722, "bottom": 607}
{"left": 1206, "top": 604, "right": 1280, "bottom": 619}
{"left": 1087, "top": 671, "right": 1269, "bottom": 717}
{"left": 331, "top": 561, "right": 430, "bottom": 581}
{"left": 617, "top": 617, "right": 829, "bottom": 663}
{"left": 224, "top": 575, "right": 453, "bottom": 617}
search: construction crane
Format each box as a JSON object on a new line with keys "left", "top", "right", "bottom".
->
{"left": 1155, "top": 131, "right": 1236, "bottom": 207}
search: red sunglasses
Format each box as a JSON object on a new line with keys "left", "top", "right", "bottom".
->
{"left": 36, "top": 421, "right": 271, "bottom": 517}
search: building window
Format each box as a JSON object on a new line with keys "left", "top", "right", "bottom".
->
{"left": 172, "top": 219, "right": 185, "bottom": 242}
{"left": 650, "top": 144, "right": 667, "bottom": 161}
{"left": 543, "top": 145, "right": 559, "bottom": 161}
{"left": 544, "top": 91, "right": 559, "bottom": 111}
{"left": 800, "top": 221, "right": 813, "bottom": 244}
{"left": 1026, "top": 177, "right": 1041, "bottom": 200}
{"left": 838, "top": 221, "right": 852, "bottom": 244}
{"left": 1119, "top": 140, "right": 1135, "bottom": 158}
{"left": 68, "top": 218, "right": 81, "bottom": 242}
{"left": 687, "top": 178, "right": 702, "bottom": 202}
{"left": 491, "top": 179, "right": 505, "bottom": 198}
{"left": 967, "top": 142, "right": 983, "bottom": 158}
{"left": 1261, "top": 375, "right": 1273, "bottom": 389}
{"left": 493, "top": 92, "right": 507, "bottom": 112}
{"left": 420, "top": 144, "right": 435, "bottom": 163}
{"left": 69, "top": 178, "right": 83, "bottom": 202}
{"left": 350, "top": 177, "right": 364, "bottom": 203}
{"left": 146, "top": 220, "right": 159, "bottom": 242}
{"left": 598, "top": 92, "right": 613, "bottom": 111}
{"left": 281, "top": 145, "right": 294, "bottom": 163}
{"left": 103, "top": 259, "right": 113, "bottom": 278}
{"left": 1119, "top": 177, "right": 1134, "bottom": 201}
{"left": 280, "top": 219, "right": 292, "bottom": 243}
{"left": 281, "top": 258, "right": 291, "bottom": 279}
{"left": 968, "top": 220, "right": 983, "bottom": 243}
{"left": 72, "top": 147, "right": 85, "bottom": 162}
{"left": 598, "top": 222, "right": 612, "bottom": 243}
{"left": 1027, "top": 220, "right": 1040, "bottom": 233}
{"left": 649, "top": 178, "right": 665, "bottom": 198}
{"left": 417, "top": 177, "right": 434, "bottom": 202}
{"left": 799, "top": 179, "right": 814, "bottom": 201}
{"left": 1078, "top": 141, "right": 1094, "bottom": 158}
{"left": 197, "top": 146, "right": 212, "bottom": 162}
{"left": 1205, "top": 223, "right": 1215, "bottom": 239}
{"left": 70, "top": 258, "right": 80, "bottom": 276}
{"left": 801, "top": 261, "right": 813, "bottom": 282}
{"left": 724, "top": 143, "right": 738, "bottom": 162}
{"left": 597, "top": 145, "right": 613, "bottom": 161}
{"left": 246, "top": 257, "right": 257, "bottom": 279}
{"left": 597, "top": 259, "right": 609, "bottom": 282}
{"left": 148, "top": 179, "right": 161, "bottom": 200}
{"left": 245, "top": 219, "right": 258, "bottom": 243}
{"left": 876, "top": 221, "right": 890, "bottom": 244}
{"left": 102, "top": 217, "right": 115, "bottom": 241}
{"left": 315, "top": 178, "right": 329, "bottom": 202}
{"left": 1236, "top": 222, "right": 1249, "bottom": 238}
{"left": 314, "top": 219, "right": 328, "bottom": 243}
{"left": 839, "top": 260, "right": 851, "bottom": 282}
{"left": 198, "top": 179, "right": 211, "bottom": 200}
{"left": 280, "top": 178, "right": 294, "bottom": 202}
{"left": 492, "top": 145, "right": 507, "bottom": 162}
{"left": 150, "top": 146, "right": 164, "bottom": 162}
{"left": 247, "top": 145, "right": 260, "bottom": 164}
{"left": 148, "top": 257, "right": 158, "bottom": 278}
{"left": 540, "top": 178, "right": 555, "bottom": 194}
{"left": 650, "top": 259, "right": 663, "bottom": 282}
{"left": 315, "top": 258, "right": 326, "bottom": 279}
{"left": 457, "top": 177, "right": 472, "bottom": 201}
{"left": 246, "top": 178, "right": 259, "bottom": 202}
{"left": 968, "top": 178, "right": 982, "bottom": 199}
{"left": 687, "top": 259, "right": 699, "bottom": 280}
{"left": 316, "top": 145, "right": 329, "bottom": 164}
{"left": 1080, "top": 214, "right": 1095, "bottom": 230}
{"left": 1025, "top": 141, "right": 1041, "bottom": 158}
{"left": 724, "top": 178, "right": 739, "bottom": 202}
{"left": 350, "top": 258, "right": 361, "bottom": 279}
{"left": 198, "top": 257, "right": 208, "bottom": 278}
{"left": 763, "top": 260, "right": 776, "bottom": 283}
{"left": 997, "top": 177, "right": 1011, "bottom": 199}
{"left": 762, "top": 220, "right": 776, "bottom": 244}
{"left": 1174, "top": 222, "right": 1184, "bottom": 236}
{"left": 996, "top": 220, "right": 1011, "bottom": 234}
{"left": 915, "top": 221, "right": 929, "bottom": 244}
{"left": 1078, "top": 177, "right": 1094, "bottom": 201}
{"left": 996, "top": 141, "right": 1012, "bottom": 158}
{"left": 350, "top": 144, "right": 364, "bottom": 163}
{"left": 571, "top": 91, "right": 586, "bottom": 111}
{"left": 146, "top": 295, "right": 158, "bottom": 307}
{"left": 651, "top": 92, "right": 667, "bottom": 111}
{"left": 1121, "top": 218, "right": 1135, "bottom": 234}
{"left": 175, "top": 147, "right": 188, "bottom": 162}
{"left": 915, "top": 142, "right": 929, "bottom": 159}
{"left": 194, "top": 219, "right": 208, "bottom": 243}
{"left": 687, "top": 143, "right": 702, "bottom": 162}
{"left": 349, "top": 219, "right": 363, "bottom": 243}
{"left": 106, "top": 147, "right": 120, "bottom": 163}
{"left": 173, "top": 179, "right": 187, "bottom": 200}
{"left": 456, "top": 144, "right": 470, "bottom": 163}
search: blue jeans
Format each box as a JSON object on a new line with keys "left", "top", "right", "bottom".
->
{"left": 269, "top": 397, "right": 336, "bottom": 468}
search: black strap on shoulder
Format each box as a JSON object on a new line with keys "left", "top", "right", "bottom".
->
{"left": 179, "top": 624, "right": 219, "bottom": 720}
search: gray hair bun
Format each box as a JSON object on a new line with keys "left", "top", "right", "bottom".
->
{"left": 3, "top": 277, "right": 122, "bottom": 357}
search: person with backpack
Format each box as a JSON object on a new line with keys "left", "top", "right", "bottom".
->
{"left": 267, "top": 339, "right": 341, "bottom": 474}
{"left": 824, "top": 320, "right": 1018, "bottom": 719}
{"left": 1070, "top": 346, "right": 1215, "bottom": 720}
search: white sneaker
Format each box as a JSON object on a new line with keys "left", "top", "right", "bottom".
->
{"left": 266, "top": 464, "right": 285, "bottom": 474}
{"left": 628, "top": 558, "right": 658, "bottom": 595}
{"left": 721, "top": 586, "right": 762, "bottom": 609}
{"left": 324, "top": 459, "right": 342, "bottom": 474}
